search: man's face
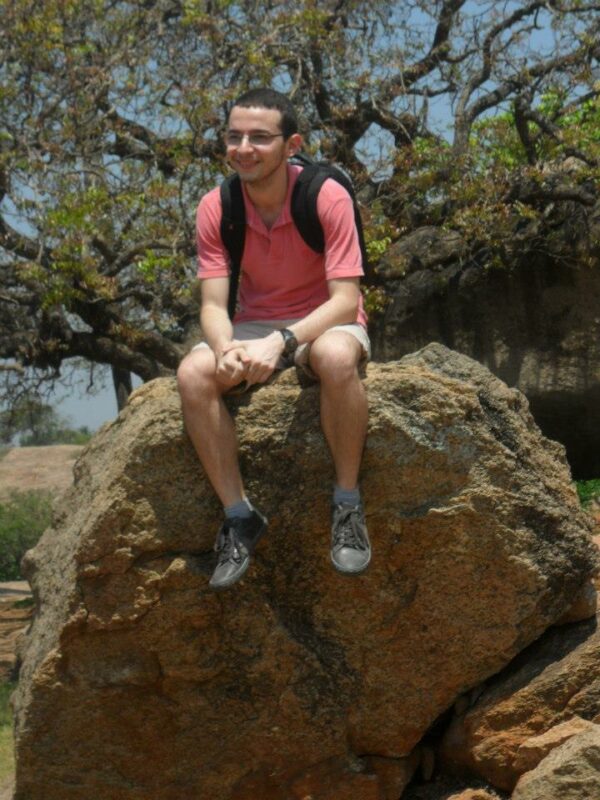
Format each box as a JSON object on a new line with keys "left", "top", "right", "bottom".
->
{"left": 225, "top": 105, "right": 300, "bottom": 185}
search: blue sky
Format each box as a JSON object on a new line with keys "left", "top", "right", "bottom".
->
{"left": 54, "top": 371, "right": 141, "bottom": 431}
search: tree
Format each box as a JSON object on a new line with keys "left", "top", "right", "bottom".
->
{"left": 1, "top": 0, "right": 598, "bottom": 401}
{"left": 0, "top": 390, "right": 91, "bottom": 445}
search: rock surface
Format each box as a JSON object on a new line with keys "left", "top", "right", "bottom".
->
{"left": 512, "top": 716, "right": 598, "bottom": 775}
{"left": 440, "top": 611, "right": 600, "bottom": 791}
{"left": 511, "top": 726, "right": 600, "bottom": 800}
{"left": 401, "top": 776, "right": 506, "bottom": 800}
{"left": 371, "top": 214, "right": 600, "bottom": 478}
{"left": 553, "top": 578, "right": 597, "bottom": 625}
{"left": 12, "top": 345, "right": 598, "bottom": 800}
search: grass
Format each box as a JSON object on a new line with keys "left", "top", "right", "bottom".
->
{"left": 0, "top": 682, "right": 15, "bottom": 784}
{"left": 576, "top": 478, "right": 600, "bottom": 508}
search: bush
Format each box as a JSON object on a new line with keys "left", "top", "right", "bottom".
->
{"left": 0, "top": 491, "right": 53, "bottom": 580}
{"left": 0, "top": 681, "right": 15, "bottom": 783}
{"left": 576, "top": 479, "right": 600, "bottom": 508}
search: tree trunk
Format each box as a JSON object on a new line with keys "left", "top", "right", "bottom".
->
{"left": 111, "top": 366, "right": 132, "bottom": 411}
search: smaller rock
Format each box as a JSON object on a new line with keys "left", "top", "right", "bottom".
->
{"left": 513, "top": 716, "right": 597, "bottom": 774}
{"left": 439, "top": 613, "right": 600, "bottom": 791}
{"left": 512, "top": 726, "right": 600, "bottom": 800}
{"left": 446, "top": 791, "right": 499, "bottom": 800}
{"left": 554, "top": 579, "right": 597, "bottom": 625}
{"left": 376, "top": 226, "right": 467, "bottom": 278}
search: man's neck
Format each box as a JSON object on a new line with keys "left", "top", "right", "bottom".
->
{"left": 244, "top": 165, "right": 289, "bottom": 227}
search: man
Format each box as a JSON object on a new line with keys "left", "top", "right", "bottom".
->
{"left": 177, "top": 88, "right": 371, "bottom": 590}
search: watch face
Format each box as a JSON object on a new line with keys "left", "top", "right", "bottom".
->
{"left": 282, "top": 329, "right": 298, "bottom": 354}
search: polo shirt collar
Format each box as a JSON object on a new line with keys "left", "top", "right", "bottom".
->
{"left": 241, "top": 163, "right": 301, "bottom": 232}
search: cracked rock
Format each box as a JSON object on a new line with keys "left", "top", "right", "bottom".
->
{"left": 12, "top": 344, "right": 598, "bottom": 800}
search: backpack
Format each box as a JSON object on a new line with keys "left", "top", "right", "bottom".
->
{"left": 219, "top": 152, "right": 371, "bottom": 319}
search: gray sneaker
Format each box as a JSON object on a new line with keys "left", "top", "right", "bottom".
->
{"left": 330, "top": 503, "right": 371, "bottom": 574}
{"left": 209, "top": 509, "right": 267, "bottom": 590}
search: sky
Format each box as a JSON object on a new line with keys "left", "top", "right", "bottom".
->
{"left": 53, "top": 371, "right": 142, "bottom": 432}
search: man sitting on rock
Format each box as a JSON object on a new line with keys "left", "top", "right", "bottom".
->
{"left": 177, "top": 87, "right": 371, "bottom": 590}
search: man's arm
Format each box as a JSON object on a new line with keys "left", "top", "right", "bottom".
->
{"left": 286, "top": 276, "right": 360, "bottom": 345}
{"left": 221, "top": 277, "right": 360, "bottom": 386}
{"left": 200, "top": 277, "right": 234, "bottom": 357}
{"left": 200, "top": 277, "right": 250, "bottom": 386}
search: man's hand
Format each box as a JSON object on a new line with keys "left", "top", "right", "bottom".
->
{"left": 215, "top": 345, "right": 250, "bottom": 388}
{"left": 221, "top": 333, "right": 284, "bottom": 386}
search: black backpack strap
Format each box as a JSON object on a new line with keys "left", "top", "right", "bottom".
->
{"left": 290, "top": 164, "right": 328, "bottom": 252}
{"left": 290, "top": 162, "right": 372, "bottom": 283}
{"left": 219, "top": 174, "right": 246, "bottom": 319}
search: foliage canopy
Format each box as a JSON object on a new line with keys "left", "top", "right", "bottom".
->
{"left": 1, "top": 0, "right": 598, "bottom": 389}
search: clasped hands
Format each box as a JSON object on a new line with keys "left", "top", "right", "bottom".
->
{"left": 215, "top": 333, "right": 284, "bottom": 388}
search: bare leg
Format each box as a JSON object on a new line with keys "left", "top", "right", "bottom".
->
{"left": 308, "top": 331, "right": 368, "bottom": 489}
{"left": 177, "top": 348, "right": 245, "bottom": 507}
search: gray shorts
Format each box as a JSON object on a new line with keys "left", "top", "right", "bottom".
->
{"left": 192, "top": 319, "right": 370, "bottom": 386}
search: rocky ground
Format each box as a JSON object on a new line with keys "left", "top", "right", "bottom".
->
{"left": 0, "top": 445, "right": 81, "bottom": 800}
{"left": 0, "top": 583, "right": 31, "bottom": 800}
{"left": 0, "top": 584, "right": 32, "bottom": 684}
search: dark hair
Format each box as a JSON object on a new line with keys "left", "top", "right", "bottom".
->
{"left": 230, "top": 88, "right": 298, "bottom": 139}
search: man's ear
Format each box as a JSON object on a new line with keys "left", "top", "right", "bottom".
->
{"left": 286, "top": 133, "right": 303, "bottom": 157}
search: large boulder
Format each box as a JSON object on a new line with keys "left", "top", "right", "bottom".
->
{"left": 12, "top": 344, "right": 598, "bottom": 800}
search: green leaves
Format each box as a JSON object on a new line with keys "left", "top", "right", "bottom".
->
{"left": 0, "top": 0, "right": 598, "bottom": 385}
{"left": 0, "top": 490, "right": 53, "bottom": 580}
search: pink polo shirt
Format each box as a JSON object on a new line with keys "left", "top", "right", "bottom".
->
{"left": 196, "top": 164, "right": 367, "bottom": 327}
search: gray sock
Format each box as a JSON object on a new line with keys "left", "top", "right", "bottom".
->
{"left": 333, "top": 485, "right": 361, "bottom": 507}
{"left": 224, "top": 498, "right": 253, "bottom": 519}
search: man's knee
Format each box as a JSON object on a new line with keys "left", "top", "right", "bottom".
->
{"left": 309, "top": 332, "right": 362, "bottom": 384}
{"left": 177, "top": 349, "right": 217, "bottom": 399}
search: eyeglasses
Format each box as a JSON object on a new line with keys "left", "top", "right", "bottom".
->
{"left": 224, "top": 132, "right": 285, "bottom": 147}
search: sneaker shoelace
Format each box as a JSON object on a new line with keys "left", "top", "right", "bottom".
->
{"left": 215, "top": 522, "right": 243, "bottom": 565}
{"left": 333, "top": 506, "right": 367, "bottom": 551}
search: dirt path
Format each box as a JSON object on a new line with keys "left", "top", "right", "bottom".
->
{"left": 0, "top": 445, "right": 83, "bottom": 500}
{"left": 0, "top": 777, "right": 14, "bottom": 800}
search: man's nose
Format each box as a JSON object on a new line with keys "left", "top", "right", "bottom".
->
{"left": 237, "top": 134, "right": 254, "bottom": 152}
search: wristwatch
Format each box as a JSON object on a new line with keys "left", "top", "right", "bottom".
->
{"left": 279, "top": 328, "right": 298, "bottom": 357}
